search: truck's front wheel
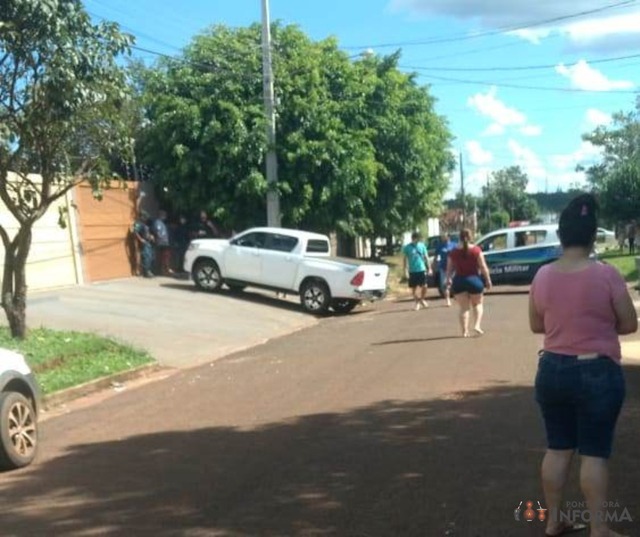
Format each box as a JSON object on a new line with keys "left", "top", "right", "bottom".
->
{"left": 193, "top": 259, "right": 222, "bottom": 292}
{"left": 300, "top": 280, "right": 331, "bottom": 315}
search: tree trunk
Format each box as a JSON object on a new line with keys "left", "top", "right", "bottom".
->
{"left": 1, "top": 227, "right": 33, "bottom": 340}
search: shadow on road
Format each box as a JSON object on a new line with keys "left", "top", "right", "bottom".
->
{"left": 2, "top": 367, "right": 639, "bottom": 536}
{"left": 160, "top": 281, "right": 373, "bottom": 319}
{"left": 160, "top": 281, "right": 306, "bottom": 314}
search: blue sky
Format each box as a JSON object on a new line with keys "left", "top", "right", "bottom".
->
{"left": 85, "top": 0, "right": 640, "bottom": 197}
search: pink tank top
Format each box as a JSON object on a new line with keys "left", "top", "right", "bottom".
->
{"left": 530, "top": 262, "right": 629, "bottom": 363}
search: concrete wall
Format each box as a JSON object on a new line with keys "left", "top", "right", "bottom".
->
{"left": 0, "top": 174, "right": 147, "bottom": 292}
{"left": 0, "top": 173, "right": 81, "bottom": 292}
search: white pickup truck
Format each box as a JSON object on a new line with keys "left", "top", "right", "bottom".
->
{"left": 184, "top": 227, "right": 389, "bottom": 314}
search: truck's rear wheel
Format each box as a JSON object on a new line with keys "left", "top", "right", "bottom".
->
{"left": 300, "top": 280, "right": 331, "bottom": 315}
{"left": 193, "top": 259, "right": 222, "bottom": 292}
{"left": 331, "top": 299, "right": 359, "bottom": 314}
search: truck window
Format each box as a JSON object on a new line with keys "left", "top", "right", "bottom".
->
{"left": 264, "top": 233, "right": 299, "bottom": 253}
{"left": 306, "top": 239, "right": 330, "bottom": 254}
{"left": 231, "top": 232, "right": 267, "bottom": 248}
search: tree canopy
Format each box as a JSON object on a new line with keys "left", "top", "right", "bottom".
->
{"left": 582, "top": 97, "right": 640, "bottom": 223}
{"left": 135, "top": 23, "right": 453, "bottom": 238}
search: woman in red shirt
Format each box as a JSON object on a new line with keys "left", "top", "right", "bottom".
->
{"left": 445, "top": 228, "right": 493, "bottom": 337}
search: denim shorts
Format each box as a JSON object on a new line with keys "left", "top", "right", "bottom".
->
{"left": 451, "top": 275, "right": 484, "bottom": 295}
{"left": 535, "top": 351, "right": 625, "bottom": 459}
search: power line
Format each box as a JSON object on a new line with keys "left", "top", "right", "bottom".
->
{"left": 344, "top": 0, "right": 638, "bottom": 50}
{"left": 416, "top": 73, "right": 639, "bottom": 94}
{"left": 402, "top": 52, "right": 640, "bottom": 73}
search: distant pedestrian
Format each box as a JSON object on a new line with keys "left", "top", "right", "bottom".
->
{"left": 191, "top": 210, "right": 221, "bottom": 239}
{"left": 172, "top": 214, "right": 191, "bottom": 273}
{"left": 402, "top": 231, "right": 431, "bottom": 311}
{"left": 133, "top": 210, "right": 155, "bottom": 278}
{"left": 445, "top": 228, "right": 492, "bottom": 337}
{"left": 625, "top": 219, "right": 636, "bottom": 254}
{"left": 529, "top": 194, "right": 637, "bottom": 537}
{"left": 152, "top": 210, "right": 172, "bottom": 275}
{"left": 434, "top": 233, "right": 455, "bottom": 307}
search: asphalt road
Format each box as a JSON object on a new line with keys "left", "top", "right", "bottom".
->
{"left": 1, "top": 291, "right": 639, "bottom": 537}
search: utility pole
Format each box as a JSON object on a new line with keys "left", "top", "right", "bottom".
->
{"left": 261, "top": 0, "right": 281, "bottom": 227}
{"left": 459, "top": 152, "right": 466, "bottom": 225}
{"left": 486, "top": 174, "right": 491, "bottom": 232}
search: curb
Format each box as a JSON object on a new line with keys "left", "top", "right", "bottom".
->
{"left": 42, "top": 362, "right": 165, "bottom": 410}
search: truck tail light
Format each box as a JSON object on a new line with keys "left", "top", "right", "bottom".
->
{"left": 350, "top": 271, "right": 364, "bottom": 286}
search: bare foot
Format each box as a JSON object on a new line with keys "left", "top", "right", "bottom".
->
{"left": 473, "top": 327, "right": 484, "bottom": 336}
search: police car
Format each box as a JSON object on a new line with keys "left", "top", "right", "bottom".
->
{"left": 475, "top": 224, "right": 562, "bottom": 286}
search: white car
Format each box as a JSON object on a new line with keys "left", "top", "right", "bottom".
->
{"left": 184, "top": 227, "right": 389, "bottom": 314}
{"left": 595, "top": 227, "right": 617, "bottom": 251}
{"left": 0, "top": 349, "right": 41, "bottom": 471}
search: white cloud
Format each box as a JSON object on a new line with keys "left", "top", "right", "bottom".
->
{"left": 468, "top": 87, "right": 541, "bottom": 137}
{"left": 551, "top": 141, "right": 602, "bottom": 171}
{"left": 482, "top": 123, "right": 506, "bottom": 137}
{"left": 507, "top": 140, "right": 545, "bottom": 191}
{"left": 388, "top": 1, "right": 640, "bottom": 51}
{"left": 520, "top": 125, "right": 543, "bottom": 137}
{"left": 466, "top": 141, "right": 494, "bottom": 166}
{"left": 585, "top": 108, "right": 612, "bottom": 128}
{"left": 468, "top": 87, "right": 525, "bottom": 126}
{"left": 555, "top": 60, "right": 634, "bottom": 91}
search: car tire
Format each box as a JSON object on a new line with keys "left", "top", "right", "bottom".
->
{"left": 300, "top": 280, "right": 331, "bottom": 315}
{"left": 0, "top": 391, "right": 38, "bottom": 471}
{"left": 193, "top": 259, "right": 222, "bottom": 292}
{"left": 331, "top": 299, "right": 359, "bottom": 314}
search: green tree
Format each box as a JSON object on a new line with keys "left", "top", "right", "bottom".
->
{"left": 0, "top": 0, "right": 133, "bottom": 338}
{"left": 599, "top": 161, "right": 640, "bottom": 222}
{"left": 359, "top": 53, "right": 454, "bottom": 242}
{"left": 478, "top": 166, "right": 538, "bottom": 231}
{"left": 581, "top": 97, "right": 640, "bottom": 222}
{"left": 136, "top": 25, "right": 453, "bottom": 240}
{"left": 137, "top": 24, "right": 378, "bottom": 236}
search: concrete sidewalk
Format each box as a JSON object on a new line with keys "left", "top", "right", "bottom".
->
{"left": 20, "top": 277, "right": 317, "bottom": 368}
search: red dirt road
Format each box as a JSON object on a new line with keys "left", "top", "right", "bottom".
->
{"left": 1, "top": 291, "right": 638, "bottom": 536}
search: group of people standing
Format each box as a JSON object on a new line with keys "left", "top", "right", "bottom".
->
{"left": 133, "top": 209, "right": 223, "bottom": 278}
{"left": 404, "top": 194, "right": 637, "bottom": 537}
{"left": 402, "top": 228, "right": 492, "bottom": 337}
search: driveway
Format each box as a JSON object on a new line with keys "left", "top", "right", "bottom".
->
{"left": 22, "top": 277, "right": 318, "bottom": 368}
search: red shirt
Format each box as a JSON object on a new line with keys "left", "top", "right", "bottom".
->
{"left": 449, "top": 246, "right": 482, "bottom": 276}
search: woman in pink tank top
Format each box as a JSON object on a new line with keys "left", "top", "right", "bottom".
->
{"left": 529, "top": 194, "right": 637, "bottom": 537}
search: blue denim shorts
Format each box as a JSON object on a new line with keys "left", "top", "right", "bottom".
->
{"left": 535, "top": 351, "right": 625, "bottom": 459}
{"left": 451, "top": 275, "right": 484, "bottom": 295}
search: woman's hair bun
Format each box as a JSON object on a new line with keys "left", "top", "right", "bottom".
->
{"left": 558, "top": 193, "right": 598, "bottom": 248}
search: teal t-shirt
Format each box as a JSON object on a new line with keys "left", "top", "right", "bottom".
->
{"left": 403, "top": 242, "right": 428, "bottom": 273}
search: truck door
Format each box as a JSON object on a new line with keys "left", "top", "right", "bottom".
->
{"left": 260, "top": 232, "right": 300, "bottom": 290}
{"left": 224, "top": 231, "right": 266, "bottom": 282}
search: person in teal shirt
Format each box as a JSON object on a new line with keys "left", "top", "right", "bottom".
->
{"left": 402, "top": 231, "right": 432, "bottom": 310}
